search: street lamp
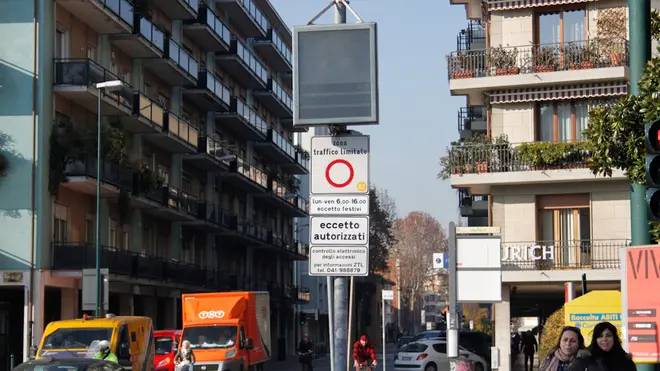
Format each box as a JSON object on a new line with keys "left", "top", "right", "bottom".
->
{"left": 93, "top": 80, "right": 124, "bottom": 317}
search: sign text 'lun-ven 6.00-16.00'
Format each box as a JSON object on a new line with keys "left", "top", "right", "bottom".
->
{"left": 308, "top": 135, "right": 371, "bottom": 277}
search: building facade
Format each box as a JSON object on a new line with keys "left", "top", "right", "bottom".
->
{"left": 0, "top": 0, "right": 310, "bottom": 367}
{"left": 446, "top": 1, "right": 631, "bottom": 370}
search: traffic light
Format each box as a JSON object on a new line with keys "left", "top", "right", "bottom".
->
{"left": 300, "top": 312, "right": 306, "bottom": 325}
{"left": 646, "top": 119, "right": 660, "bottom": 220}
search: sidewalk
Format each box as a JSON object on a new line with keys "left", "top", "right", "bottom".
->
{"left": 266, "top": 355, "right": 329, "bottom": 371}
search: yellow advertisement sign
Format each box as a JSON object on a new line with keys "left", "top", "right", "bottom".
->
{"left": 564, "top": 290, "right": 622, "bottom": 346}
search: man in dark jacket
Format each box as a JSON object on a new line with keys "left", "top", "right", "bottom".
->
{"left": 521, "top": 331, "right": 538, "bottom": 371}
{"left": 298, "top": 335, "right": 314, "bottom": 371}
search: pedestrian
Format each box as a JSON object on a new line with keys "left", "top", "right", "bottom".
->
{"left": 521, "top": 331, "right": 538, "bottom": 371}
{"left": 540, "top": 326, "right": 585, "bottom": 371}
{"left": 569, "top": 322, "right": 636, "bottom": 371}
{"left": 174, "top": 340, "right": 195, "bottom": 371}
{"left": 298, "top": 334, "right": 314, "bottom": 371}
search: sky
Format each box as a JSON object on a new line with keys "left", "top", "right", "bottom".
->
{"left": 271, "top": 0, "right": 467, "bottom": 228}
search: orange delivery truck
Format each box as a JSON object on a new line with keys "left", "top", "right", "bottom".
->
{"left": 181, "top": 292, "right": 271, "bottom": 371}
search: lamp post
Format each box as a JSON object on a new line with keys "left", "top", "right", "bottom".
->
{"left": 93, "top": 80, "right": 124, "bottom": 317}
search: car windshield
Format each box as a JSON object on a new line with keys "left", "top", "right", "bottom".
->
{"left": 182, "top": 326, "right": 237, "bottom": 349}
{"left": 400, "top": 343, "right": 428, "bottom": 353}
{"left": 12, "top": 362, "right": 85, "bottom": 371}
{"left": 41, "top": 328, "right": 114, "bottom": 349}
{"left": 155, "top": 337, "right": 174, "bottom": 355}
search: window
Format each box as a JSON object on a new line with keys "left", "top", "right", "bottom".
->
{"left": 123, "top": 227, "right": 130, "bottom": 251}
{"left": 432, "top": 343, "right": 447, "bottom": 354}
{"left": 537, "top": 100, "right": 597, "bottom": 142}
{"left": 87, "top": 44, "right": 97, "bottom": 61}
{"left": 537, "top": 8, "right": 586, "bottom": 45}
{"left": 85, "top": 214, "right": 94, "bottom": 243}
{"left": 537, "top": 194, "right": 591, "bottom": 266}
{"left": 182, "top": 174, "right": 192, "bottom": 193}
{"left": 109, "top": 218, "right": 118, "bottom": 248}
{"left": 54, "top": 204, "right": 68, "bottom": 242}
{"left": 55, "top": 26, "right": 69, "bottom": 58}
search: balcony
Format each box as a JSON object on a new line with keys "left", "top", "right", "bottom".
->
{"left": 221, "top": 157, "right": 268, "bottom": 194}
{"left": 146, "top": 111, "right": 198, "bottom": 153}
{"left": 61, "top": 155, "right": 134, "bottom": 196}
{"left": 57, "top": 0, "right": 133, "bottom": 34}
{"left": 458, "top": 106, "right": 486, "bottom": 139}
{"left": 253, "top": 27, "right": 292, "bottom": 72}
{"left": 443, "top": 140, "right": 626, "bottom": 194}
{"left": 51, "top": 242, "right": 213, "bottom": 288}
{"left": 216, "top": 0, "right": 268, "bottom": 38}
{"left": 253, "top": 129, "right": 295, "bottom": 165}
{"left": 122, "top": 91, "right": 166, "bottom": 134}
{"left": 235, "top": 216, "right": 270, "bottom": 244}
{"left": 254, "top": 178, "right": 308, "bottom": 217}
{"left": 447, "top": 39, "right": 629, "bottom": 103}
{"left": 111, "top": 17, "right": 165, "bottom": 58}
{"left": 184, "top": 70, "right": 231, "bottom": 111}
{"left": 458, "top": 189, "right": 487, "bottom": 218}
{"left": 133, "top": 184, "right": 198, "bottom": 221}
{"left": 183, "top": 201, "right": 222, "bottom": 232}
{"left": 253, "top": 78, "right": 292, "bottom": 118}
{"left": 145, "top": 38, "right": 198, "bottom": 86}
{"left": 183, "top": 4, "right": 231, "bottom": 52}
{"left": 268, "top": 234, "right": 308, "bottom": 260}
{"left": 216, "top": 39, "right": 268, "bottom": 89}
{"left": 281, "top": 71, "right": 292, "bottom": 88}
{"left": 500, "top": 240, "right": 627, "bottom": 282}
{"left": 280, "top": 151, "right": 309, "bottom": 175}
{"left": 184, "top": 135, "right": 234, "bottom": 172}
{"left": 53, "top": 59, "right": 134, "bottom": 117}
{"left": 457, "top": 20, "right": 485, "bottom": 52}
{"left": 158, "top": 0, "right": 198, "bottom": 20}
{"left": 216, "top": 97, "right": 267, "bottom": 141}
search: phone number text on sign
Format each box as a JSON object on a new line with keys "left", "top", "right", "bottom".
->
{"left": 309, "top": 246, "right": 369, "bottom": 276}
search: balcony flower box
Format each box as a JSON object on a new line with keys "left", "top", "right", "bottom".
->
{"left": 452, "top": 70, "right": 475, "bottom": 79}
{"left": 534, "top": 65, "right": 555, "bottom": 73}
{"left": 610, "top": 52, "right": 625, "bottom": 66}
{"left": 495, "top": 67, "right": 520, "bottom": 76}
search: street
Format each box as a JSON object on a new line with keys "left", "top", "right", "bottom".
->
{"left": 268, "top": 344, "right": 398, "bottom": 371}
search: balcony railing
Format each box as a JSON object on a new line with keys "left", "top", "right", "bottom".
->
{"left": 457, "top": 106, "right": 486, "bottom": 132}
{"left": 64, "top": 155, "right": 134, "bottom": 190}
{"left": 237, "top": 216, "right": 269, "bottom": 241}
{"left": 236, "top": 40, "right": 268, "bottom": 85}
{"left": 197, "top": 201, "right": 219, "bottom": 224}
{"left": 444, "top": 140, "right": 592, "bottom": 176}
{"left": 235, "top": 157, "right": 268, "bottom": 188}
{"left": 447, "top": 38, "right": 628, "bottom": 79}
{"left": 271, "top": 28, "right": 292, "bottom": 65}
{"left": 269, "top": 130, "right": 295, "bottom": 159}
{"left": 201, "top": 4, "right": 231, "bottom": 45}
{"left": 457, "top": 20, "right": 485, "bottom": 52}
{"left": 235, "top": 99, "right": 268, "bottom": 135}
{"left": 296, "top": 152, "right": 310, "bottom": 170}
{"left": 98, "top": 0, "right": 134, "bottom": 26}
{"left": 238, "top": 0, "right": 268, "bottom": 34}
{"left": 501, "top": 239, "right": 628, "bottom": 271}
{"left": 297, "top": 196, "right": 310, "bottom": 213}
{"left": 166, "top": 39, "right": 199, "bottom": 77}
{"left": 138, "top": 17, "right": 165, "bottom": 51}
{"left": 166, "top": 111, "right": 199, "bottom": 148}
{"left": 203, "top": 70, "right": 231, "bottom": 105}
{"left": 134, "top": 92, "right": 165, "bottom": 128}
{"left": 200, "top": 135, "right": 233, "bottom": 163}
{"left": 54, "top": 58, "right": 134, "bottom": 109}
{"left": 270, "top": 78, "right": 292, "bottom": 110}
{"left": 271, "top": 180, "right": 296, "bottom": 204}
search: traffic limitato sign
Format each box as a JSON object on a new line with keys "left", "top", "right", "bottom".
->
{"left": 308, "top": 246, "right": 369, "bottom": 276}
{"left": 310, "top": 135, "right": 369, "bottom": 195}
{"left": 309, "top": 195, "right": 370, "bottom": 215}
{"left": 309, "top": 216, "right": 370, "bottom": 246}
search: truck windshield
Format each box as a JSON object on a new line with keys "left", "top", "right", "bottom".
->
{"left": 41, "top": 328, "right": 114, "bottom": 349}
{"left": 182, "top": 326, "right": 238, "bottom": 349}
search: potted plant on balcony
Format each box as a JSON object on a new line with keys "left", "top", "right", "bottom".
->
{"left": 438, "top": 134, "right": 497, "bottom": 179}
{"left": 136, "top": 163, "right": 165, "bottom": 194}
{"left": 488, "top": 45, "right": 519, "bottom": 76}
{"left": 517, "top": 141, "right": 593, "bottom": 170}
{"left": 534, "top": 46, "right": 560, "bottom": 73}
{"left": 448, "top": 53, "right": 476, "bottom": 79}
{"left": 566, "top": 40, "right": 600, "bottom": 70}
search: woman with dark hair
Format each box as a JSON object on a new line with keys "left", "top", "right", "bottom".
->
{"left": 540, "top": 326, "right": 585, "bottom": 371}
{"left": 568, "top": 322, "right": 636, "bottom": 371}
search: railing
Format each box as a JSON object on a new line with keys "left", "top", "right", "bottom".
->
{"left": 236, "top": 216, "right": 269, "bottom": 241}
{"left": 458, "top": 106, "right": 486, "bottom": 132}
{"left": 447, "top": 38, "right": 629, "bottom": 79}
{"left": 218, "top": 208, "right": 238, "bottom": 229}
{"left": 167, "top": 39, "right": 199, "bottom": 77}
{"left": 182, "top": 0, "right": 199, "bottom": 11}
{"left": 270, "top": 28, "right": 292, "bottom": 65}
{"left": 138, "top": 17, "right": 165, "bottom": 51}
{"left": 202, "top": 70, "right": 231, "bottom": 105}
{"left": 166, "top": 111, "right": 199, "bottom": 148}
{"left": 296, "top": 152, "right": 310, "bottom": 170}
{"left": 238, "top": 0, "right": 267, "bottom": 33}
{"left": 270, "top": 78, "right": 292, "bottom": 110}
{"left": 235, "top": 157, "right": 268, "bottom": 188}
{"left": 64, "top": 155, "right": 134, "bottom": 191}
{"left": 54, "top": 59, "right": 134, "bottom": 110}
{"left": 98, "top": 0, "right": 133, "bottom": 26}
{"left": 197, "top": 201, "right": 218, "bottom": 224}
{"left": 165, "top": 259, "right": 206, "bottom": 286}
{"left": 457, "top": 20, "right": 485, "bottom": 52}
{"left": 297, "top": 196, "right": 310, "bottom": 213}
{"left": 236, "top": 40, "right": 268, "bottom": 84}
{"left": 134, "top": 92, "right": 165, "bottom": 128}
{"left": 271, "top": 180, "right": 296, "bottom": 204}
{"left": 501, "top": 239, "right": 628, "bottom": 271}
{"left": 200, "top": 135, "right": 233, "bottom": 163}
{"left": 200, "top": 5, "right": 231, "bottom": 45}
{"left": 269, "top": 130, "right": 295, "bottom": 159}
{"left": 445, "top": 140, "right": 592, "bottom": 176}
{"left": 235, "top": 99, "right": 267, "bottom": 134}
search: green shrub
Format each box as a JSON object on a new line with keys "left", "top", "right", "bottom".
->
{"left": 539, "top": 306, "right": 564, "bottom": 359}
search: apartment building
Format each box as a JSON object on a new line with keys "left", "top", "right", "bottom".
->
{"left": 0, "top": 0, "right": 311, "bottom": 366}
{"left": 446, "top": 1, "right": 631, "bottom": 370}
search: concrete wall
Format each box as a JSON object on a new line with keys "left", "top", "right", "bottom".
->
{"left": 490, "top": 8, "right": 533, "bottom": 47}
{"left": 491, "top": 103, "right": 535, "bottom": 143}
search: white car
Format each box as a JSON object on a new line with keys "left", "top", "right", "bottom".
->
{"left": 394, "top": 339, "right": 488, "bottom": 371}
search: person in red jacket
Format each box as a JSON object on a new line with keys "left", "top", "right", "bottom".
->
{"left": 353, "top": 335, "right": 377, "bottom": 370}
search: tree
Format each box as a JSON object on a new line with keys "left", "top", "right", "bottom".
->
{"left": 391, "top": 212, "right": 448, "bottom": 332}
{"left": 368, "top": 186, "right": 397, "bottom": 274}
{"left": 462, "top": 303, "right": 490, "bottom": 333}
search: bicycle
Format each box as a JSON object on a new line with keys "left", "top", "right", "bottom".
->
{"left": 356, "top": 360, "right": 377, "bottom": 371}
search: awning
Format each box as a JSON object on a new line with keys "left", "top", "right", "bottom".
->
{"left": 489, "top": 82, "right": 628, "bottom": 104}
{"left": 487, "top": 0, "right": 598, "bottom": 12}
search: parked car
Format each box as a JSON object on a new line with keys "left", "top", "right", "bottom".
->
{"left": 397, "top": 335, "right": 414, "bottom": 348}
{"left": 12, "top": 357, "right": 123, "bottom": 371}
{"left": 394, "top": 340, "right": 488, "bottom": 371}
{"left": 411, "top": 330, "right": 492, "bottom": 362}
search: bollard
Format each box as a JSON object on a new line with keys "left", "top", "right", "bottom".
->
{"left": 10, "top": 353, "right": 15, "bottom": 369}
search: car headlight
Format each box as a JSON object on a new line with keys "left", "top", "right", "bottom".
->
{"left": 225, "top": 349, "right": 237, "bottom": 358}
{"left": 157, "top": 357, "right": 171, "bottom": 368}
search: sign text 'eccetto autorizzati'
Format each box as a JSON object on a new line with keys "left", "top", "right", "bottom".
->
{"left": 309, "top": 216, "right": 369, "bottom": 246}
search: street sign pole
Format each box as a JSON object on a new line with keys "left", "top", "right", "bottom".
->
{"left": 382, "top": 290, "right": 394, "bottom": 371}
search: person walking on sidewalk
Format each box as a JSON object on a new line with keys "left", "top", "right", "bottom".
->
{"left": 298, "top": 335, "right": 314, "bottom": 371}
{"left": 521, "top": 331, "right": 538, "bottom": 371}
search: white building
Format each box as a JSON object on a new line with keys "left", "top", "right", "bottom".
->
{"left": 447, "top": 1, "right": 630, "bottom": 370}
